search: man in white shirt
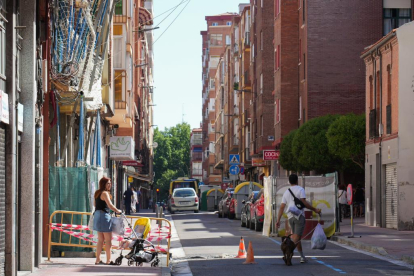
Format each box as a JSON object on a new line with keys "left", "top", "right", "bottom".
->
{"left": 276, "top": 174, "right": 321, "bottom": 263}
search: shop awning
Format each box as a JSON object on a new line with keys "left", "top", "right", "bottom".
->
{"left": 139, "top": 7, "right": 153, "bottom": 26}
{"left": 125, "top": 169, "right": 152, "bottom": 183}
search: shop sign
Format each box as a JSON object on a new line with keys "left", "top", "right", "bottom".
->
{"left": 252, "top": 157, "right": 266, "bottom": 167}
{"left": 0, "top": 90, "right": 9, "bottom": 124}
{"left": 263, "top": 150, "right": 280, "bottom": 160}
{"left": 109, "top": 136, "right": 134, "bottom": 160}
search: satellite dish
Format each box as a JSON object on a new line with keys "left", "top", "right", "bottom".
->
{"left": 153, "top": 142, "right": 158, "bottom": 149}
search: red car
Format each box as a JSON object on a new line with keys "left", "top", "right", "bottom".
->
{"left": 218, "top": 188, "right": 235, "bottom": 219}
{"left": 250, "top": 189, "right": 264, "bottom": 231}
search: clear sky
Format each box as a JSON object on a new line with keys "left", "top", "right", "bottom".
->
{"left": 152, "top": 0, "right": 246, "bottom": 130}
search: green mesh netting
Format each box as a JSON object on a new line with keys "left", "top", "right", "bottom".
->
{"left": 49, "top": 166, "right": 91, "bottom": 252}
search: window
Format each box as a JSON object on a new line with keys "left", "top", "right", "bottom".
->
{"left": 261, "top": 115, "right": 263, "bottom": 136}
{"left": 226, "top": 35, "right": 231, "bottom": 45}
{"left": 303, "top": 109, "right": 306, "bottom": 123}
{"left": 114, "top": 70, "right": 123, "bottom": 101}
{"left": 260, "top": 31, "right": 263, "bottom": 51}
{"left": 275, "top": 0, "right": 280, "bottom": 16}
{"left": 275, "top": 45, "right": 281, "bottom": 70}
{"left": 210, "top": 78, "right": 215, "bottom": 90}
{"left": 261, "top": 0, "right": 263, "bottom": 8}
{"left": 369, "top": 76, "right": 373, "bottom": 109}
{"left": 115, "top": 1, "right": 123, "bottom": 15}
{"left": 276, "top": 99, "right": 280, "bottom": 123}
{"left": 303, "top": 53, "right": 306, "bottom": 79}
{"left": 226, "top": 21, "right": 232, "bottom": 26}
{"left": 299, "top": 96, "right": 302, "bottom": 120}
{"left": 210, "top": 34, "right": 222, "bottom": 46}
{"left": 302, "top": 0, "right": 306, "bottom": 23}
{"left": 260, "top": 73, "right": 263, "bottom": 94}
{"left": 212, "top": 22, "right": 218, "bottom": 26}
{"left": 299, "top": 39, "right": 302, "bottom": 63}
{"left": 387, "top": 65, "right": 391, "bottom": 105}
{"left": 209, "top": 165, "right": 214, "bottom": 174}
{"left": 383, "top": 8, "right": 411, "bottom": 35}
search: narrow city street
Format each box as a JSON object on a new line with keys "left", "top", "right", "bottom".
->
{"left": 171, "top": 212, "right": 413, "bottom": 276}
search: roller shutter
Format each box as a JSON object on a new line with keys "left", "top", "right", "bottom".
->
{"left": 0, "top": 127, "right": 5, "bottom": 276}
{"left": 385, "top": 163, "right": 398, "bottom": 229}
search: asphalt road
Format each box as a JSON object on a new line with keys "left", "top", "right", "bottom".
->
{"left": 171, "top": 211, "right": 413, "bottom": 276}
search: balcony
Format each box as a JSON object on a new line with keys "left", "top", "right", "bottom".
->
{"left": 244, "top": 70, "right": 251, "bottom": 86}
{"left": 191, "top": 152, "right": 203, "bottom": 161}
{"left": 114, "top": 15, "right": 128, "bottom": 24}
{"left": 369, "top": 109, "right": 377, "bottom": 139}
{"left": 191, "top": 169, "right": 202, "bottom": 176}
{"left": 191, "top": 138, "right": 202, "bottom": 146}
{"left": 244, "top": 32, "right": 250, "bottom": 47}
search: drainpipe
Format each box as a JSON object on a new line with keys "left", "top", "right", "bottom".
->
{"left": 378, "top": 48, "right": 384, "bottom": 228}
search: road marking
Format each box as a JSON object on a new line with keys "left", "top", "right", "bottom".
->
{"left": 267, "top": 237, "right": 281, "bottom": 245}
{"left": 311, "top": 257, "right": 347, "bottom": 274}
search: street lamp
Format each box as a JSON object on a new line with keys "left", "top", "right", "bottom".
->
{"left": 135, "top": 63, "right": 148, "bottom": 68}
{"left": 133, "top": 27, "right": 160, "bottom": 32}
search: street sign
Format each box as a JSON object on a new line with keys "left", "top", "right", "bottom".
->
{"left": 263, "top": 150, "right": 280, "bottom": 160}
{"left": 347, "top": 184, "right": 353, "bottom": 205}
{"left": 229, "top": 154, "right": 240, "bottom": 165}
{"left": 239, "top": 166, "right": 244, "bottom": 175}
{"left": 229, "top": 165, "right": 240, "bottom": 175}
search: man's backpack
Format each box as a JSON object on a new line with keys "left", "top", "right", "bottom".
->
{"left": 288, "top": 188, "right": 306, "bottom": 210}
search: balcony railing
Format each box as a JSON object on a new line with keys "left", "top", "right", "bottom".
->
{"left": 115, "top": 101, "right": 127, "bottom": 109}
{"left": 244, "top": 32, "right": 250, "bottom": 46}
{"left": 191, "top": 169, "right": 202, "bottom": 176}
{"left": 369, "top": 109, "right": 377, "bottom": 138}
{"left": 192, "top": 139, "right": 202, "bottom": 146}
{"left": 192, "top": 152, "right": 203, "bottom": 161}
{"left": 233, "top": 134, "right": 239, "bottom": 146}
{"left": 114, "top": 15, "right": 127, "bottom": 23}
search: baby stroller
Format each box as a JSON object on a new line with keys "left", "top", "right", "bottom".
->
{"left": 114, "top": 214, "right": 160, "bottom": 267}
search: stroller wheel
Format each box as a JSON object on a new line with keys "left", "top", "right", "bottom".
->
{"left": 128, "top": 260, "right": 133, "bottom": 266}
{"left": 136, "top": 262, "right": 143, "bottom": 267}
{"left": 115, "top": 256, "right": 123, "bottom": 265}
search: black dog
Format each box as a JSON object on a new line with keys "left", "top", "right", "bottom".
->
{"left": 281, "top": 235, "right": 297, "bottom": 266}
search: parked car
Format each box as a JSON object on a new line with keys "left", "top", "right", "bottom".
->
{"left": 240, "top": 191, "right": 259, "bottom": 228}
{"left": 250, "top": 189, "right": 265, "bottom": 231}
{"left": 218, "top": 188, "right": 234, "bottom": 218}
{"left": 169, "top": 188, "right": 199, "bottom": 214}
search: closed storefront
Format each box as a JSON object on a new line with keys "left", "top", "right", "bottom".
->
{"left": 0, "top": 127, "right": 5, "bottom": 276}
{"left": 385, "top": 163, "right": 398, "bottom": 229}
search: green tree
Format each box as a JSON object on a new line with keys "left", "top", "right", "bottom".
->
{"left": 292, "top": 114, "right": 340, "bottom": 173}
{"left": 326, "top": 113, "right": 365, "bottom": 170}
{"left": 279, "top": 129, "right": 299, "bottom": 171}
{"left": 153, "top": 123, "right": 191, "bottom": 200}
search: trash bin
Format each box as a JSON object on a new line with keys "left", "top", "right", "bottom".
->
{"left": 234, "top": 182, "right": 263, "bottom": 219}
{"left": 200, "top": 190, "right": 209, "bottom": 211}
{"left": 207, "top": 189, "right": 224, "bottom": 211}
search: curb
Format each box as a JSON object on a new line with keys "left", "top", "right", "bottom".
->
{"left": 330, "top": 236, "right": 389, "bottom": 256}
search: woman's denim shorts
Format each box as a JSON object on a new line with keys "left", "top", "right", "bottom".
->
{"left": 93, "top": 210, "right": 112, "bottom": 233}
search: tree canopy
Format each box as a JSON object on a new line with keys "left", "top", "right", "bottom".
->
{"left": 153, "top": 123, "right": 191, "bottom": 200}
{"left": 326, "top": 113, "right": 365, "bottom": 170}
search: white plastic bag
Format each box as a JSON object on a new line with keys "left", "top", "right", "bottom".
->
{"left": 111, "top": 216, "right": 126, "bottom": 236}
{"left": 88, "top": 209, "right": 95, "bottom": 231}
{"left": 311, "top": 223, "right": 327, "bottom": 250}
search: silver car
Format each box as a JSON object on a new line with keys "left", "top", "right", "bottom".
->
{"left": 170, "top": 188, "right": 199, "bottom": 214}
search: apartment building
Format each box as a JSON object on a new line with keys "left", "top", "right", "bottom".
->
{"left": 190, "top": 129, "right": 203, "bottom": 181}
{"left": 201, "top": 13, "right": 237, "bottom": 185}
{"left": 106, "top": 0, "right": 154, "bottom": 207}
{"left": 246, "top": 0, "right": 274, "bottom": 183}
{"left": 362, "top": 21, "right": 414, "bottom": 231}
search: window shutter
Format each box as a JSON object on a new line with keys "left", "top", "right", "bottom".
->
{"left": 386, "top": 104, "right": 392, "bottom": 134}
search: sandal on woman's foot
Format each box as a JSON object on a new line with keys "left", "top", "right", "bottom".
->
{"left": 106, "top": 261, "right": 116, "bottom": 265}
{"left": 95, "top": 261, "right": 104, "bottom": 265}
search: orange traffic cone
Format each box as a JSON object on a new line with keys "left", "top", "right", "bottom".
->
{"left": 235, "top": 237, "right": 247, "bottom": 258}
{"left": 243, "top": 241, "right": 256, "bottom": 264}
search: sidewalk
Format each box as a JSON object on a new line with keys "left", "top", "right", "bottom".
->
{"left": 27, "top": 210, "right": 170, "bottom": 276}
{"left": 331, "top": 217, "right": 414, "bottom": 265}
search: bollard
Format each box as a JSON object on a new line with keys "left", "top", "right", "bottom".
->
{"left": 158, "top": 207, "right": 163, "bottom": 227}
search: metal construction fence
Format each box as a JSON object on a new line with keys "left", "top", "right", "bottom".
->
{"left": 48, "top": 210, "right": 172, "bottom": 266}
{"left": 263, "top": 173, "right": 338, "bottom": 238}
